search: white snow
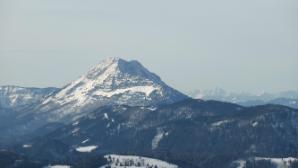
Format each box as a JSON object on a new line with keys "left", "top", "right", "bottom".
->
{"left": 212, "top": 120, "right": 232, "bottom": 127}
{"left": 0, "top": 86, "right": 57, "bottom": 109}
{"left": 232, "top": 160, "right": 246, "bottom": 168}
{"left": 252, "top": 121, "right": 258, "bottom": 127}
{"left": 237, "top": 160, "right": 246, "bottom": 168}
{"left": 152, "top": 129, "right": 168, "bottom": 150}
{"left": 75, "top": 145, "right": 98, "bottom": 153}
{"left": 71, "top": 128, "right": 80, "bottom": 134}
{"left": 44, "top": 165, "right": 71, "bottom": 168}
{"left": 72, "top": 121, "right": 79, "bottom": 126}
{"left": 255, "top": 157, "right": 298, "bottom": 168}
{"left": 147, "top": 107, "right": 157, "bottom": 111}
{"left": 104, "top": 113, "right": 109, "bottom": 119}
{"left": 81, "top": 139, "right": 89, "bottom": 144}
{"left": 22, "top": 144, "right": 32, "bottom": 148}
{"left": 101, "top": 154, "right": 178, "bottom": 168}
{"left": 94, "top": 86, "right": 159, "bottom": 98}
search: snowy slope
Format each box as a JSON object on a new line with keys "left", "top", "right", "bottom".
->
{"left": 0, "top": 86, "right": 58, "bottom": 110}
{"left": 100, "top": 154, "right": 178, "bottom": 168}
{"left": 38, "top": 57, "right": 188, "bottom": 122}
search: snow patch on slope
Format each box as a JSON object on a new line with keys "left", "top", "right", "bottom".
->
{"left": 252, "top": 121, "right": 258, "bottom": 127}
{"left": 103, "top": 113, "right": 109, "bottom": 119}
{"left": 81, "top": 139, "right": 89, "bottom": 144}
{"left": 232, "top": 160, "right": 246, "bottom": 168}
{"left": 94, "top": 86, "right": 160, "bottom": 98}
{"left": 212, "top": 120, "right": 233, "bottom": 127}
{"left": 75, "top": 145, "right": 97, "bottom": 153}
{"left": 22, "top": 144, "right": 32, "bottom": 148}
{"left": 72, "top": 121, "right": 79, "bottom": 126}
{"left": 71, "top": 128, "right": 80, "bottom": 134}
{"left": 152, "top": 129, "right": 169, "bottom": 150}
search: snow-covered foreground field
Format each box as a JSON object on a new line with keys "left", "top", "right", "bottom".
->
{"left": 44, "top": 165, "right": 71, "bottom": 168}
{"left": 100, "top": 154, "right": 178, "bottom": 168}
{"left": 232, "top": 157, "right": 298, "bottom": 168}
{"left": 255, "top": 157, "right": 298, "bottom": 168}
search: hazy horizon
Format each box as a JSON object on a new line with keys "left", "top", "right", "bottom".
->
{"left": 1, "top": 0, "right": 298, "bottom": 93}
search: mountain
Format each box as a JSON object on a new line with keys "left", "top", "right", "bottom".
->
{"left": 36, "top": 57, "right": 188, "bottom": 122}
{"left": 0, "top": 58, "right": 188, "bottom": 146}
{"left": 239, "top": 98, "right": 298, "bottom": 109}
{"left": 0, "top": 86, "right": 60, "bottom": 146}
{"left": 269, "top": 98, "right": 298, "bottom": 108}
{"left": 15, "top": 99, "right": 298, "bottom": 168}
{"left": 189, "top": 88, "right": 298, "bottom": 109}
{"left": 0, "top": 86, "right": 59, "bottom": 110}
{"left": 1, "top": 58, "right": 298, "bottom": 168}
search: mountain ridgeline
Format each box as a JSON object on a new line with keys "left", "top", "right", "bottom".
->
{"left": 0, "top": 58, "right": 298, "bottom": 168}
{"left": 190, "top": 88, "right": 298, "bottom": 109}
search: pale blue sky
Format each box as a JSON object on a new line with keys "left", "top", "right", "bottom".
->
{"left": 1, "top": 0, "right": 297, "bottom": 93}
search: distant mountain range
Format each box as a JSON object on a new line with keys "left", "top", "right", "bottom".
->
{"left": 0, "top": 58, "right": 298, "bottom": 168}
{"left": 189, "top": 88, "right": 298, "bottom": 109}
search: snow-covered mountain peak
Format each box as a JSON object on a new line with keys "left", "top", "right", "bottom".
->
{"left": 84, "top": 57, "right": 121, "bottom": 79}
{"left": 54, "top": 58, "right": 163, "bottom": 99}
{"left": 39, "top": 58, "right": 188, "bottom": 121}
{"left": 83, "top": 57, "right": 161, "bottom": 86}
